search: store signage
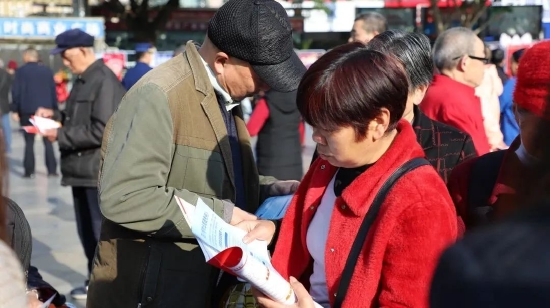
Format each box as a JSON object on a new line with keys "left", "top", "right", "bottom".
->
{"left": 0, "top": 17, "right": 104, "bottom": 39}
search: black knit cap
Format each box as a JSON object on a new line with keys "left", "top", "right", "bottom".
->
{"left": 208, "top": 0, "right": 306, "bottom": 92}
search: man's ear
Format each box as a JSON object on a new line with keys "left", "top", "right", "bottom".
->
{"left": 212, "top": 51, "right": 229, "bottom": 75}
{"left": 457, "top": 55, "right": 468, "bottom": 72}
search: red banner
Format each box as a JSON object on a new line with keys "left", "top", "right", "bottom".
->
{"left": 102, "top": 52, "right": 126, "bottom": 80}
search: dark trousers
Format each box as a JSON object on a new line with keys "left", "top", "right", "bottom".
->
{"left": 23, "top": 131, "right": 57, "bottom": 175}
{"left": 20, "top": 114, "right": 56, "bottom": 175}
{"left": 72, "top": 187, "right": 102, "bottom": 276}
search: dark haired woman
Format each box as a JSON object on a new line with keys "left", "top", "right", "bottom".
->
{"left": 254, "top": 43, "right": 457, "bottom": 307}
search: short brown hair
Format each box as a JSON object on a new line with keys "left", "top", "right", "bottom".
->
{"left": 355, "top": 12, "right": 388, "bottom": 34}
{"left": 297, "top": 42, "right": 409, "bottom": 139}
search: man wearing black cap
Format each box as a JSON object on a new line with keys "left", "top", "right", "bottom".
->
{"left": 36, "top": 28, "right": 126, "bottom": 300}
{"left": 87, "top": 0, "right": 305, "bottom": 306}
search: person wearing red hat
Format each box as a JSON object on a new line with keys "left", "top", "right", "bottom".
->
{"left": 6, "top": 60, "right": 17, "bottom": 75}
{"left": 447, "top": 40, "right": 550, "bottom": 232}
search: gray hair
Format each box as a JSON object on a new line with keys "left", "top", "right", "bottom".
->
{"left": 355, "top": 12, "right": 388, "bottom": 34}
{"left": 367, "top": 30, "right": 433, "bottom": 91}
{"left": 22, "top": 47, "right": 39, "bottom": 60}
{"left": 433, "top": 27, "right": 478, "bottom": 71}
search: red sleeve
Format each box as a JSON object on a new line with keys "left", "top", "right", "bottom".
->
{"left": 447, "top": 157, "right": 478, "bottom": 235}
{"left": 246, "top": 98, "right": 269, "bottom": 137}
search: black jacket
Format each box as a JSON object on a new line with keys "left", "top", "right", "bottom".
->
{"left": 431, "top": 198, "right": 550, "bottom": 308}
{"left": 57, "top": 60, "right": 126, "bottom": 187}
{"left": 0, "top": 69, "right": 12, "bottom": 115}
{"left": 256, "top": 90, "right": 303, "bottom": 181}
{"left": 311, "top": 106, "right": 477, "bottom": 183}
{"left": 412, "top": 106, "right": 477, "bottom": 182}
{"left": 11, "top": 62, "right": 57, "bottom": 115}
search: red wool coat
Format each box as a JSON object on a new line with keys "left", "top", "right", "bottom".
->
{"left": 272, "top": 121, "right": 458, "bottom": 308}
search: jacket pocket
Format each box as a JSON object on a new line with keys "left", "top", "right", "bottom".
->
{"left": 61, "top": 148, "right": 100, "bottom": 181}
{"left": 169, "top": 145, "right": 227, "bottom": 198}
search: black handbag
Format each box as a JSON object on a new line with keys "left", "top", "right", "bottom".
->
{"left": 333, "top": 158, "right": 430, "bottom": 308}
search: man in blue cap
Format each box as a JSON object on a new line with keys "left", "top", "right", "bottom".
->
{"left": 35, "top": 28, "right": 126, "bottom": 301}
{"left": 121, "top": 43, "right": 155, "bottom": 90}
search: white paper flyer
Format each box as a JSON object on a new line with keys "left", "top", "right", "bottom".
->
{"left": 175, "top": 196, "right": 322, "bottom": 307}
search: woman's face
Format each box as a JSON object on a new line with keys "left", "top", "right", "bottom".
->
{"left": 312, "top": 108, "right": 393, "bottom": 168}
{"left": 313, "top": 126, "right": 372, "bottom": 168}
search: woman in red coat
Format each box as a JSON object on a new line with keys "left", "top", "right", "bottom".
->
{"left": 254, "top": 43, "right": 457, "bottom": 308}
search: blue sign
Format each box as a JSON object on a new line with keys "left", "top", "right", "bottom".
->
{"left": 0, "top": 17, "right": 104, "bottom": 39}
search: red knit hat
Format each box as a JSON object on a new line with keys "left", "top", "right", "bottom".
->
{"left": 513, "top": 41, "right": 550, "bottom": 120}
{"left": 7, "top": 60, "right": 17, "bottom": 70}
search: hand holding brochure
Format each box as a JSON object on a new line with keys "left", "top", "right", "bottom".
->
{"left": 175, "top": 196, "right": 322, "bottom": 307}
{"left": 22, "top": 116, "right": 61, "bottom": 134}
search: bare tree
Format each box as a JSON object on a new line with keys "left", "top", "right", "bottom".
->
{"left": 100, "top": 0, "right": 179, "bottom": 42}
{"left": 429, "top": 0, "right": 510, "bottom": 35}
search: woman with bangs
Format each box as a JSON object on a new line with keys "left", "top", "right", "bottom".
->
{"left": 254, "top": 43, "right": 457, "bottom": 308}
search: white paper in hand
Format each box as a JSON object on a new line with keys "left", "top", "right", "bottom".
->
{"left": 29, "top": 116, "right": 61, "bottom": 134}
{"left": 40, "top": 294, "right": 56, "bottom": 308}
{"left": 174, "top": 196, "right": 296, "bottom": 304}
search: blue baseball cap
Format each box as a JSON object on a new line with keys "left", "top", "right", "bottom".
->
{"left": 51, "top": 29, "right": 95, "bottom": 55}
{"left": 135, "top": 43, "right": 155, "bottom": 53}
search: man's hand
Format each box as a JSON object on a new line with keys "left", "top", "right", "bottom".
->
{"left": 35, "top": 107, "right": 54, "bottom": 118}
{"left": 42, "top": 128, "right": 58, "bottom": 142}
{"left": 253, "top": 277, "right": 316, "bottom": 308}
{"left": 11, "top": 112, "right": 19, "bottom": 123}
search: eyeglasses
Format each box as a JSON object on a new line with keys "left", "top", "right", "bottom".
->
{"left": 452, "top": 55, "right": 489, "bottom": 64}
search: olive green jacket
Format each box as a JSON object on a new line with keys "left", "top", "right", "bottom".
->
{"left": 87, "top": 41, "right": 278, "bottom": 308}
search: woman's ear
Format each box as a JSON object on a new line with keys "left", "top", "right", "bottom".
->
{"left": 412, "top": 86, "right": 428, "bottom": 105}
{"left": 372, "top": 108, "right": 391, "bottom": 140}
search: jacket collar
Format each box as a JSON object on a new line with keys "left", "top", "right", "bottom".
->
{"left": 412, "top": 105, "right": 436, "bottom": 151}
{"left": 182, "top": 41, "right": 242, "bottom": 190}
{"left": 433, "top": 74, "right": 476, "bottom": 96}
{"left": 79, "top": 59, "right": 104, "bottom": 82}
{"left": 338, "top": 120, "right": 426, "bottom": 216}
{"left": 185, "top": 41, "right": 214, "bottom": 96}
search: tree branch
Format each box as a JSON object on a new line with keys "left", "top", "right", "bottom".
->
{"left": 130, "top": 0, "right": 139, "bottom": 13}
{"left": 101, "top": 0, "right": 125, "bottom": 14}
{"left": 467, "top": 2, "right": 488, "bottom": 28}
{"left": 430, "top": 0, "right": 445, "bottom": 35}
{"left": 152, "top": 0, "right": 179, "bottom": 30}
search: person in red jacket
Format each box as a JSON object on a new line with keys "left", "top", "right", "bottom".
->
{"left": 420, "top": 27, "right": 491, "bottom": 155}
{"left": 447, "top": 40, "right": 550, "bottom": 232}
{"left": 254, "top": 43, "right": 457, "bottom": 308}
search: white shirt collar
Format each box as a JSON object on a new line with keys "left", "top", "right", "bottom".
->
{"left": 200, "top": 57, "right": 240, "bottom": 111}
{"left": 516, "top": 143, "right": 541, "bottom": 167}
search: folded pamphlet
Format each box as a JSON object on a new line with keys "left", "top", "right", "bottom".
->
{"left": 22, "top": 116, "right": 61, "bottom": 134}
{"left": 175, "top": 196, "right": 322, "bottom": 307}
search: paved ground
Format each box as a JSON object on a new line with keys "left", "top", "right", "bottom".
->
{"left": 6, "top": 120, "right": 314, "bottom": 308}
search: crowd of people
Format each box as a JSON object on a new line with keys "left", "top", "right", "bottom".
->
{"left": 0, "top": 0, "right": 549, "bottom": 307}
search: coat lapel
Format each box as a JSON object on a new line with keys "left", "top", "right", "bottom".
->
{"left": 186, "top": 41, "right": 235, "bottom": 189}
{"left": 200, "top": 94, "right": 235, "bottom": 189}
{"left": 235, "top": 107, "right": 260, "bottom": 211}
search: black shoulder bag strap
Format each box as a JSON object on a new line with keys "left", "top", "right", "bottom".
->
{"left": 466, "top": 149, "right": 507, "bottom": 227}
{"left": 333, "top": 157, "right": 431, "bottom": 308}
